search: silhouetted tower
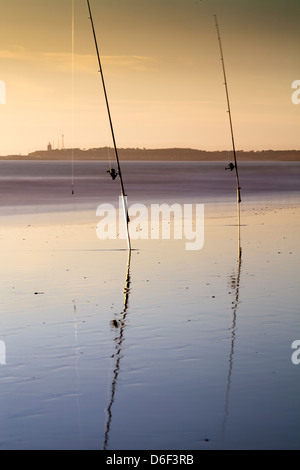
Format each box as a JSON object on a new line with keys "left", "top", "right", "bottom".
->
{"left": 47, "top": 142, "right": 52, "bottom": 151}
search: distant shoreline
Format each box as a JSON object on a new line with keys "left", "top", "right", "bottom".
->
{"left": 1, "top": 148, "right": 300, "bottom": 161}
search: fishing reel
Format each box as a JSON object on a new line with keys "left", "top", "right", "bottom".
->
{"left": 225, "top": 163, "right": 235, "bottom": 171}
{"left": 107, "top": 168, "right": 119, "bottom": 180}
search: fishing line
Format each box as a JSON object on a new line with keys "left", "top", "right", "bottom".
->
{"left": 104, "top": 117, "right": 113, "bottom": 170}
{"left": 71, "top": 0, "right": 75, "bottom": 195}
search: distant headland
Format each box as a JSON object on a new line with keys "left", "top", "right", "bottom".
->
{"left": 1, "top": 147, "right": 300, "bottom": 161}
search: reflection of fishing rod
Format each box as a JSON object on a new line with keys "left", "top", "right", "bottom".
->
{"left": 214, "top": 15, "right": 242, "bottom": 212}
{"left": 86, "top": 0, "right": 131, "bottom": 250}
{"left": 222, "top": 239, "right": 242, "bottom": 439}
{"left": 103, "top": 250, "right": 132, "bottom": 450}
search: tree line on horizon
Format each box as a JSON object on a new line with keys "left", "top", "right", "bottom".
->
{"left": 2, "top": 147, "right": 300, "bottom": 161}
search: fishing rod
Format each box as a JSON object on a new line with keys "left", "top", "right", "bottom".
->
{"left": 86, "top": 0, "right": 131, "bottom": 250}
{"left": 214, "top": 14, "right": 241, "bottom": 206}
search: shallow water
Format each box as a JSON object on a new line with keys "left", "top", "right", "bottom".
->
{"left": 0, "top": 161, "right": 299, "bottom": 450}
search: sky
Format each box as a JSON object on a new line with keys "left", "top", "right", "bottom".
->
{"left": 0, "top": 0, "right": 299, "bottom": 155}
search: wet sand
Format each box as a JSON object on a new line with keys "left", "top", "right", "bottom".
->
{"left": 0, "top": 161, "right": 299, "bottom": 449}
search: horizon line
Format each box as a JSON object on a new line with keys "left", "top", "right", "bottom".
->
{"left": 2, "top": 147, "right": 300, "bottom": 157}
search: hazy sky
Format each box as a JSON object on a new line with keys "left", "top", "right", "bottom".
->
{"left": 0, "top": 0, "right": 299, "bottom": 155}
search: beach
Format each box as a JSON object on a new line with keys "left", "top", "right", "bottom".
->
{"left": 0, "top": 160, "right": 299, "bottom": 450}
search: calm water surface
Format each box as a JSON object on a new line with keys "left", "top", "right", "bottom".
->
{"left": 0, "top": 160, "right": 299, "bottom": 210}
{"left": 0, "top": 161, "right": 299, "bottom": 449}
